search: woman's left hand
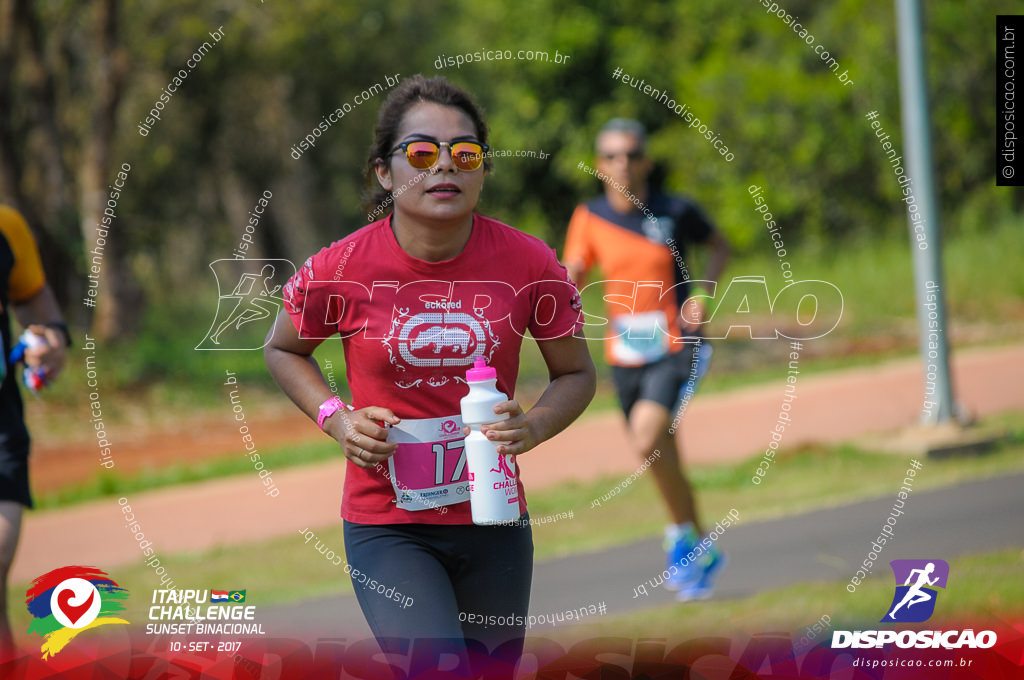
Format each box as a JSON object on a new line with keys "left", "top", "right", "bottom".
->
{"left": 462, "top": 399, "right": 539, "bottom": 455}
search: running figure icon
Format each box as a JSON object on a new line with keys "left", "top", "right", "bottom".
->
{"left": 886, "top": 562, "right": 939, "bottom": 620}
{"left": 489, "top": 454, "right": 515, "bottom": 480}
{"left": 210, "top": 264, "right": 282, "bottom": 344}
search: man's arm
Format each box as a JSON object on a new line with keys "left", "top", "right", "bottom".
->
{"left": 565, "top": 262, "right": 587, "bottom": 290}
{"left": 11, "top": 284, "right": 68, "bottom": 380}
{"left": 702, "top": 229, "right": 731, "bottom": 288}
{"left": 563, "top": 206, "right": 593, "bottom": 289}
{"left": 681, "top": 227, "right": 731, "bottom": 332}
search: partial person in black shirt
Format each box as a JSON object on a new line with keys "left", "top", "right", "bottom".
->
{"left": 0, "top": 205, "right": 68, "bottom": 659}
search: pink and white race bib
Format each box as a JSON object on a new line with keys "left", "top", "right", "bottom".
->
{"left": 384, "top": 415, "right": 470, "bottom": 511}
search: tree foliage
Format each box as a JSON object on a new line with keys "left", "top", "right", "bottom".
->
{"left": 0, "top": 0, "right": 1013, "bottom": 336}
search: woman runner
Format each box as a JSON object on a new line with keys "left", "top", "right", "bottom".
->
{"left": 264, "top": 75, "right": 595, "bottom": 676}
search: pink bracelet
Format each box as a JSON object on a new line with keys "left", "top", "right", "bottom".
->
{"left": 317, "top": 396, "right": 354, "bottom": 431}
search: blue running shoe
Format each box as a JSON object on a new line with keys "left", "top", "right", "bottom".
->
{"left": 678, "top": 544, "right": 727, "bottom": 601}
{"left": 663, "top": 524, "right": 701, "bottom": 591}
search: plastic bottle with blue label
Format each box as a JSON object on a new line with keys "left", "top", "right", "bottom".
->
{"left": 8, "top": 330, "right": 49, "bottom": 394}
{"left": 460, "top": 357, "right": 520, "bottom": 525}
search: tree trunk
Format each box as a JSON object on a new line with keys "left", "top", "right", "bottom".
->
{"left": 0, "top": 0, "right": 77, "bottom": 309}
{"left": 0, "top": 0, "right": 29, "bottom": 215}
{"left": 79, "top": 0, "right": 130, "bottom": 339}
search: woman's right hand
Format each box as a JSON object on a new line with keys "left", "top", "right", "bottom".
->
{"left": 325, "top": 406, "right": 401, "bottom": 469}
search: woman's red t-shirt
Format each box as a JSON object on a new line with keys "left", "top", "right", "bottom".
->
{"left": 282, "top": 214, "right": 583, "bottom": 524}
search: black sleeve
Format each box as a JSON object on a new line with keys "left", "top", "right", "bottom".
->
{"left": 674, "top": 199, "right": 715, "bottom": 245}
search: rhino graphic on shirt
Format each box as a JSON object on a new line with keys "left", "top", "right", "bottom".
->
{"left": 411, "top": 325, "right": 472, "bottom": 354}
{"left": 395, "top": 311, "right": 489, "bottom": 370}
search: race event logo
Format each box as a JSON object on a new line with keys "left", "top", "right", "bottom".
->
{"left": 832, "top": 558, "right": 997, "bottom": 650}
{"left": 438, "top": 418, "right": 461, "bottom": 439}
{"left": 26, "top": 566, "right": 129, "bottom": 659}
{"left": 147, "top": 587, "right": 264, "bottom": 636}
{"left": 883, "top": 559, "right": 948, "bottom": 623}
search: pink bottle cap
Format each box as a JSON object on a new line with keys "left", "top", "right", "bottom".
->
{"left": 466, "top": 356, "right": 496, "bottom": 382}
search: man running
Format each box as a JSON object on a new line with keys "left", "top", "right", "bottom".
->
{"left": 563, "top": 118, "right": 730, "bottom": 600}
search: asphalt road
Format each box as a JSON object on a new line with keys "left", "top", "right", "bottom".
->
{"left": 259, "top": 470, "right": 1024, "bottom": 638}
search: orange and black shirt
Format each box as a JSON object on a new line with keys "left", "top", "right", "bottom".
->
{"left": 564, "top": 192, "right": 714, "bottom": 366}
{"left": 0, "top": 205, "right": 46, "bottom": 452}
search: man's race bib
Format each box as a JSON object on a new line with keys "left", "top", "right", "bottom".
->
{"left": 384, "top": 415, "right": 470, "bottom": 511}
{"left": 610, "top": 311, "right": 670, "bottom": 365}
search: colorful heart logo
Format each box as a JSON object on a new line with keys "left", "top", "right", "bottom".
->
{"left": 27, "top": 567, "right": 129, "bottom": 659}
{"left": 56, "top": 588, "right": 95, "bottom": 626}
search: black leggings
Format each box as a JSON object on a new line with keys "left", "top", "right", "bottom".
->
{"left": 343, "top": 517, "right": 533, "bottom": 678}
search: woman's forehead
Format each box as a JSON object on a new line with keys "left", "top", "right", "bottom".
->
{"left": 396, "top": 102, "right": 476, "bottom": 140}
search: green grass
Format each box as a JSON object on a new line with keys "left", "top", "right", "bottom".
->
{"left": 550, "top": 548, "right": 1024, "bottom": 643}
{"left": 34, "top": 438, "right": 340, "bottom": 510}
{"left": 12, "top": 412, "right": 1024, "bottom": 640}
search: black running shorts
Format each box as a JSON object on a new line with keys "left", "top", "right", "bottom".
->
{"left": 0, "top": 434, "right": 32, "bottom": 508}
{"left": 611, "top": 342, "right": 700, "bottom": 417}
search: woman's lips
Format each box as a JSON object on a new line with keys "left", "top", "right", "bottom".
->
{"left": 426, "top": 183, "right": 461, "bottom": 197}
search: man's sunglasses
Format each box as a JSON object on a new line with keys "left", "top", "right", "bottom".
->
{"left": 389, "top": 139, "right": 490, "bottom": 171}
{"left": 600, "top": 149, "right": 645, "bottom": 161}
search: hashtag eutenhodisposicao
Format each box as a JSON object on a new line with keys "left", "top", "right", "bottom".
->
{"left": 458, "top": 602, "right": 607, "bottom": 629}
{"left": 611, "top": 67, "right": 734, "bottom": 162}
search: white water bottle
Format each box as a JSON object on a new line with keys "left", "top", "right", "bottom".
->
{"left": 461, "top": 357, "right": 520, "bottom": 525}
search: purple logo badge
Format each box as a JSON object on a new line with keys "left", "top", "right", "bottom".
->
{"left": 882, "top": 559, "right": 949, "bottom": 623}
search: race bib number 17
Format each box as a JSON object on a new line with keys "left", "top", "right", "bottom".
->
{"left": 385, "top": 416, "right": 470, "bottom": 511}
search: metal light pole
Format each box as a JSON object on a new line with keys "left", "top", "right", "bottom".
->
{"left": 895, "top": 0, "right": 955, "bottom": 423}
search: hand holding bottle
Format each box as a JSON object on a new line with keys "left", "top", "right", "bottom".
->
{"left": 461, "top": 398, "right": 538, "bottom": 456}
{"left": 460, "top": 357, "right": 521, "bottom": 525}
